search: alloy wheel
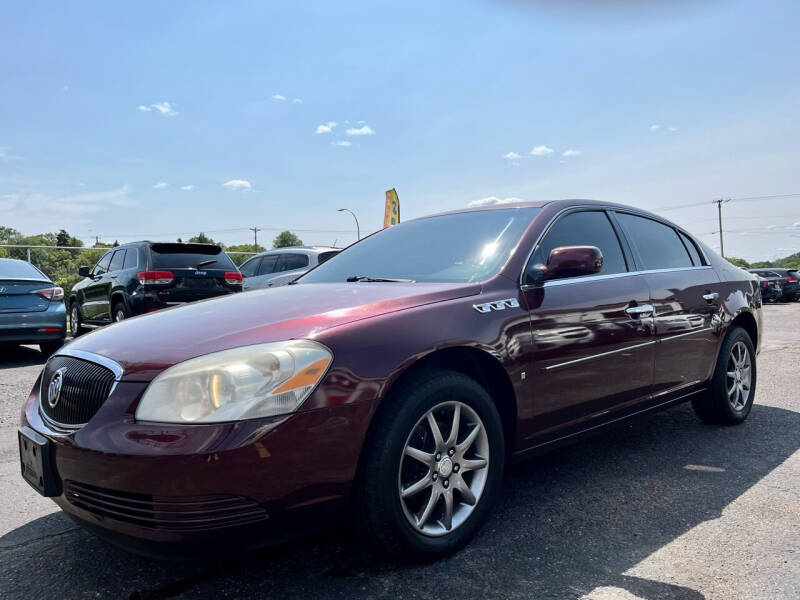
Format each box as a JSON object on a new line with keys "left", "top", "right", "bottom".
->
{"left": 726, "top": 340, "right": 751, "bottom": 411}
{"left": 70, "top": 305, "right": 79, "bottom": 336}
{"left": 398, "top": 401, "right": 490, "bottom": 537}
{"left": 114, "top": 307, "right": 125, "bottom": 322}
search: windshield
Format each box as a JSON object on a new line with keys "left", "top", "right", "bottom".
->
{"left": 300, "top": 207, "right": 538, "bottom": 284}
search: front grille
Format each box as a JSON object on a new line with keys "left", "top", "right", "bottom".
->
{"left": 40, "top": 356, "right": 116, "bottom": 426}
{"left": 64, "top": 481, "right": 269, "bottom": 532}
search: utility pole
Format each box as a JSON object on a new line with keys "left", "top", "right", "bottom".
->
{"left": 337, "top": 208, "right": 360, "bottom": 241}
{"left": 249, "top": 227, "right": 261, "bottom": 251}
{"left": 94, "top": 235, "right": 100, "bottom": 247}
{"left": 713, "top": 198, "right": 730, "bottom": 257}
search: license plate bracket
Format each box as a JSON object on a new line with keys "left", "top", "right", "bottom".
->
{"left": 18, "top": 426, "right": 61, "bottom": 497}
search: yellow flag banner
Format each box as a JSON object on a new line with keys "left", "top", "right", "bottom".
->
{"left": 384, "top": 188, "right": 400, "bottom": 228}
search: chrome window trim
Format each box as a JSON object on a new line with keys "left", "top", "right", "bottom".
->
{"left": 536, "top": 265, "right": 714, "bottom": 288}
{"left": 519, "top": 204, "right": 712, "bottom": 286}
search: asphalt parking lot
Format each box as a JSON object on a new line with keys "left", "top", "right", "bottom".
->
{"left": 1, "top": 304, "right": 798, "bottom": 600}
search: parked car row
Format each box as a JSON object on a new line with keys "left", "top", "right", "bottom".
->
{"left": 2, "top": 242, "right": 344, "bottom": 355}
{"left": 20, "top": 200, "right": 763, "bottom": 562}
{"left": 747, "top": 268, "right": 800, "bottom": 302}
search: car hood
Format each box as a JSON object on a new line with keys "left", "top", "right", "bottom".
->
{"left": 65, "top": 282, "right": 481, "bottom": 381}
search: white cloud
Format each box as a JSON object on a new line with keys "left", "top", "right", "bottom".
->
{"left": 357, "top": 120, "right": 366, "bottom": 124}
{"left": 562, "top": 149, "right": 582, "bottom": 157}
{"left": 504, "top": 152, "right": 522, "bottom": 160}
{"left": 530, "top": 145, "right": 554, "bottom": 156}
{"left": 346, "top": 125, "right": 375, "bottom": 136}
{"left": 0, "top": 185, "right": 136, "bottom": 222}
{"left": 331, "top": 140, "right": 352, "bottom": 147}
{"left": 222, "top": 179, "right": 252, "bottom": 191}
{"left": 0, "top": 148, "right": 23, "bottom": 161}
{"left": 667, "top": 126, "right": 678, "bottom": 131}
{"left": 180, "top": 184, "right": 194, "bottom": 191}
{"left": 153, "top": 182, "right": 168, "bottom": 189}
{"left": 467, "top": 196, "right": 525, "bottom": 208}
{"left": 316, "top": 121, "right": 338, "bottom": 134}
{"left": 292, "top": 98, "right": 303, "bottom": 103}
{"left": 138, "top": 101, "right": 178, "bottom": 116}
{"left": 793, "top": 222, "right": 800, "bottom": 228}
{"left": 650, "top": 124, "right": 660, "bottom": 131}
{"left": 272, "top": 94, "right": 287, "bottom": 101}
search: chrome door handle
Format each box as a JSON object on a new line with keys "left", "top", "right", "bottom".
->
{"left": 625, "top": 304, "right": 654, "bottom": 318}
{"left": 702, "top": 292, "right": 719, "bottom": 303}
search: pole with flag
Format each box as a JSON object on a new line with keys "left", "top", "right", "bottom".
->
{"left": 384, "top": 188, "right": 400, "bottom": 228}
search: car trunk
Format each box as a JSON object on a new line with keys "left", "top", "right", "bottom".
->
{"left": 150, "top": 268, "right": 235, "bottom": 304}
{"left": 0, "top": 279, "right": 52, "bottom": 313}
{"left": 147, "top": 243, "right": 239, "bottom": 304}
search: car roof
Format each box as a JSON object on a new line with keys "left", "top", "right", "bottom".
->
{"left": 419, "top": 199, "right": 672, "bottom": 222}
{"left": 253, "top": 246, "right": 339, "bottom": 257}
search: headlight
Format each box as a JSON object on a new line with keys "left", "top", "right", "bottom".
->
{"left": 135, "top": 340, "right": 332, "bottom": 424}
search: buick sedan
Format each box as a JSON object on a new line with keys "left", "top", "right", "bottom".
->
{"left": 19, "top": 200, "right": 761, "bottom": 560}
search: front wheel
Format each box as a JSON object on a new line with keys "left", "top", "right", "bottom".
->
{"left": 69, "top": 302, "right": 86, "bottom": 337}
{"left": 358, "top": 369, "right": 505, "bottom": 561}
{"left": 692, "top": 326, "right": 756, "bottom": 425}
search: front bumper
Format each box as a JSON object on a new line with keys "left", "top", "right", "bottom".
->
{"left": 21, "top": 375, "right": 373, "bottom": 553}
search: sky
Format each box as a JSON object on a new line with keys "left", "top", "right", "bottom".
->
{"left": 1, "top": 0, "right": 799, "bottom": 260}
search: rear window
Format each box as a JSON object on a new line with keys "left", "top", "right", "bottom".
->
{"left": 0, "top": 259, "right": 49, "bottom": 280}
{"left": 149, "top": 243, "right": 235, "bottom": 270}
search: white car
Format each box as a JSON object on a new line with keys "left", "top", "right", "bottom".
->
{"left": 239, "top": 246, "right": 340, "bottom": 291}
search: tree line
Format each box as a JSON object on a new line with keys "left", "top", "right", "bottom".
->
{"left": 0, "top": 226, "right": 304, "bottom": 291}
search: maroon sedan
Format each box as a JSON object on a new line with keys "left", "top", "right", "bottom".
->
{"left": 19, "top": 200, "right": 761, "bottom": 560}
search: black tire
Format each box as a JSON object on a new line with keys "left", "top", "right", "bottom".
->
{"left": 692, "top": 326, "right": 756, "bottom": 425}
{"left": 39, "top": 340, "right": 64, "bottom": 356}
{"left": 69, "top": 301, "right": 86, "bottom": 337}
{"left": 112, "top": 300, "right": 129, "bottom": 323}
{"left": 357, "top": 368, "right": 505, "bottom": 561}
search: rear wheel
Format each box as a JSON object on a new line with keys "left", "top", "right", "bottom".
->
{"left": 358, "top": 369, "right": 505, "bottom": 561}
{"left": 69, "top": 302, "right": 86, "bottom": 337}
{"left": 113, "top": 301, "right": 128, "bottom": 323}
{"left": 692, "top": 326, "right": 756, "bottom": 425}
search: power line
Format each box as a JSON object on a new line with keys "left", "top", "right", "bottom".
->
{"left": 77, "top": 225, "right": 356, "bottom": 239}
{"left": 655, "top": 193, "right": 800, "bottom": 213}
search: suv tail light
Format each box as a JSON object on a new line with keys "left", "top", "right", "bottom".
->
{"left": 137, "top": 271, "right": 174, "bottom": 285}
{"left": 786, "top": 277, "right": 797, "bottom": 283}
{"left": 32, "top": 287, "right": 64, "bottom": 301}
{"left": 762, "top": 281, "right": 772, "bottom": 287}
{"left": 224, "top": 271, "right": 243, "bottom": 285}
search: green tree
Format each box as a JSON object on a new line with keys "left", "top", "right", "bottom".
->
{"left": 189, "top": 232, "right": 216, "bottom": 244}
{"left": 726, "top": 256, "right": 750, "bottom": 268}
{"left": 272, "top": 230, "right": 303, "bottom": 248}
{"left": 226, "top": 243, "right": 264, "bottom": 266}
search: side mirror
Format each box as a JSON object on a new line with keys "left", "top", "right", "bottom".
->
{"left": 544, "top": 246, "right": 603, "bottom": 279}
{"left": 78, "top": 265, "right": 91, "bottom": 277}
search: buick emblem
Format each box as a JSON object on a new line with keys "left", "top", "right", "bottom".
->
{"left": 48, "top": 367, "right": 67, "bottom": 409}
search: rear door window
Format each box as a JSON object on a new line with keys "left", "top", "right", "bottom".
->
{"left": 317, "top": 251, "right": 339, "bottom": 265}
{"left": 109, "top": 249, "right": 126, "bottom": 272}
{"left": 123, "top": 248, "right": 139, "bottom": 269}
{"left": 277, "top": 253, "right": 309, "bottom": 272}
{"left": 527, "top": 210, "right": 628, "bottom": 282}
{"left": 239, "top": 257, "right": 261, "bottom": 277}
{"left": 678, "top": 232, "right": 704, "bottom": 266}
{"left": 616, "top": 213, "right": 693, "bottom": 270}
{"left": 149, "top": 244, "right": 236, "bottom": 270}
{"left": 257, "top": 255, "right": 279, "bottom": 275}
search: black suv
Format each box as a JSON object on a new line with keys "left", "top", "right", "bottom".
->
{"left": 69, "top": 242, "right": 242, "bottom": 336}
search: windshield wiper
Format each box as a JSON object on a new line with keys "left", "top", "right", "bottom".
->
{"left": 346, "top": 275, "right": 415, "bottom": 283}
{"left": 195, "top": 259, "right": 216, "bottom": 268}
